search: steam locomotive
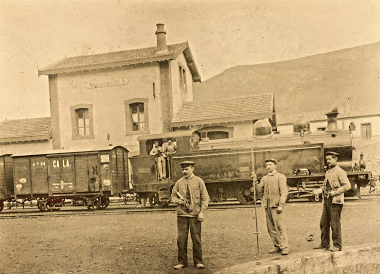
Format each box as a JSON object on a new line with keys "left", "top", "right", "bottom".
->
{"left": 130, "top": 109, "right": 372, "bottom": 206}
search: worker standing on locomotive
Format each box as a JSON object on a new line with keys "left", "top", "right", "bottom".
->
{"left": 256, "top": 158, "right": 289, "bottom": 255}
{"left": 313, "top": 151, "right": 351, "bottom": 252}
{"left": 171, "top": 161, "right": 209, "bottom": 270}
{"left": 149, "top": 141, "right": 166, "bottom": 179}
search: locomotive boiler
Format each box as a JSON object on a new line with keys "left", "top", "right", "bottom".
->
{"left": 130, "top": 109, "right": 372, "bottom": 205}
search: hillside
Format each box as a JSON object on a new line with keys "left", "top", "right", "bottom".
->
{"left": 193, "top": 42, "right": 380, "bottom": 113}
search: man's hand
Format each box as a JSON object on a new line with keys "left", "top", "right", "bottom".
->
{"left": 277, "top": 206, "right": 283, "bottom": 214}
{"left": 328, "top": 190, "right": 336, "bottom": 197}
{"left": 178, "top": 200, "right": 186, "bottom": 205}
{"left": 197, "top": 212, "right": 204, "bottom": 222}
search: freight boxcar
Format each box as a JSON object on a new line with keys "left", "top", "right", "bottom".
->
{"left": 129, "top": 109, "right": 372, "bottom": 205}
{"left": 10, "top": 146, "right": 129, "bottom": 211}
{"left": 0, "top": 154, "right": 14, "bottom": 211}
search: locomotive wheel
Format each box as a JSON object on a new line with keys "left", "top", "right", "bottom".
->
{"left": 0, "top": 201, "right": 3, "bottom": 212}
{"left": 99, "top": 197, "right": 110, "bottom": 210}
{"left": 235, "top": 187, "right": 255, "bottom": 205}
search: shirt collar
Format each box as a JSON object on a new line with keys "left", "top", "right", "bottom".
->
{"left": 268, "top": 170, "right": 277, "bottom": 176}
{"left": 185, "top": 174, "right": 194, "bottom": 180}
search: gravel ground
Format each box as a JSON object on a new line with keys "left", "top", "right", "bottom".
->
{"left": 0, "top": 196, "right": 379, "bottom": 274}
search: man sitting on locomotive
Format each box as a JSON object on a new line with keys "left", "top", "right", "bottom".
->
{"left": 149, "top": 141, "right": 166, "bottom": 180}
{"left": 313, "top": 151, "right": 351, "bottom": 252}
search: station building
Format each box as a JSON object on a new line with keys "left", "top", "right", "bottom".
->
{"left": 38, "top": 24, "right": 201, "bottom": 152}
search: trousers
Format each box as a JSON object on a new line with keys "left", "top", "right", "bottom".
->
{"left": 320, "top": 197, "right": 343, "bottom": 249}
{"left": 177, "top": 216, "right": 203, "bottom": 265}
{"left": 265, "top": 200, "right": 289, "bottom": 250}
{"left": 156, "top": 156, "right": 166, "bottom": 179}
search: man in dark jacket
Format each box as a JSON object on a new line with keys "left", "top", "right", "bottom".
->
{"left": 256, "top": 158, "right": 289, "bottom": 255}
{"left": 313, "top": 151, "right": 351, "bottom": 252}
{"left": 171, "top": 161, "right": 209, "bottom": 270}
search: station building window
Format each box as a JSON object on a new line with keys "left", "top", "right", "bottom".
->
{"left": 124, "top": 98, "right": 149, "bottom": 135}
{"left": 179, "top": 65, "right": 187, "bottom": 93}
{"left": 361, "top": 123, "right": 372, "bottom": 140}
{"left": 70, "top": 104, "right": 94, "bottom": 140}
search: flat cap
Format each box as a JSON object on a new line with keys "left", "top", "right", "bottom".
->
{"left": 265, "top": 158, "right": 277, "bottom": 164}
{"left": 325, "top": 151, "right": 340, "bottom": 157}
{"left": 179, "top": 161, "right": 195, "bottom": 167}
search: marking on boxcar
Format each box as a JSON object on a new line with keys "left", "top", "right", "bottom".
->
{"left": 16, "top": 184, "right": 22, "bottom": 190}
{"left": 62, "top": 159, "right": 71, "bottom": 168}
{"left": 138, "top": 167, "right": 151, "bottom": 173}
{"left": 19, "top": 178, "right": 27, "bottom": 184}
{"left": 32, "top": 161, "right": 46, "bottom": 167}
{"left": 103, "top": 179, "right": 111, "bottom": 186}
{"left": 0, "top": 162, "right": 4, "bottom": 166}
{"left": 52, "top": 181, "right": 73, "bottom": 189}
{"left": 53, "top": 160, "right": 60, "bottom": 168}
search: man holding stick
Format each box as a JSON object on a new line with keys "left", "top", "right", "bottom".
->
{"left": 256, "top": 158, "right": 289, "bottom": 255}
{"left": 171, "top": 161, "right": 209, "bottom": 270}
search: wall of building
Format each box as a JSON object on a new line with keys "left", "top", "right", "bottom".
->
{"left": 170, "top": 53, "right": 194, "bottom": 118}
{"left": 0, "top": 140, "right": 52, "bottom": 156}
{"left": 53, "top": 63, "right": 164, "bottom": 152}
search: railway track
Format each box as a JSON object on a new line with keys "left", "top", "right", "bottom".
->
{"left": 0, "top": 194, "right": 379, "bottom": 219}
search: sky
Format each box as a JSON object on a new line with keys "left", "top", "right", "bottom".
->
{"left": 1, "top": 0, "right": 380, "bottom": 121}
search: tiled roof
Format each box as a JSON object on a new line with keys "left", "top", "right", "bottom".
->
{"left": 0, "top": 117, "right": 51, "bottom": 143}
{"left": 277, "top": 105, "right": 380, "bottom": 125}
{"left": 39, "top": 42, "right": 201, "bottom": 82}
{"left": 171, "top": 93, "right": 274, "bottom": 127}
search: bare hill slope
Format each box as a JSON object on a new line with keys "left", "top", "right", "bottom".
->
{"left": 194, "top": 42, "right": 380, "bottom": 113}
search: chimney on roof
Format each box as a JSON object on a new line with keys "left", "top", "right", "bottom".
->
{"left": 155, "top": 23, "right": 168, "bottom": 54}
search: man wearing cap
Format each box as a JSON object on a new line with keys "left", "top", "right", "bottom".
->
{"left": 256, "top": 158, "right": 289, "bottom": 255}
{"left": 313, "top": 151, "right": 351, "bottom": 252}
{"left": 171, "top": 161, "right": 209, "bottom": 270}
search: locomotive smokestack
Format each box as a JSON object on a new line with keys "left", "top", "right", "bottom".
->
{"left": 325, "top": 108, "right": 339, "bottom": 132}
{"left": 155, "top": 23, "right": 168, "bottom": 54}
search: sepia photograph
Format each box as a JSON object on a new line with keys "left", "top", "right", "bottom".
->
{"left": 0, "top": 0, "right": 380, "bottom": 273}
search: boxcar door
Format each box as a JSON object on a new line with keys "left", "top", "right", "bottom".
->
{"left": 100, "top": 153, "right": 111, "bottom": 193}
{"left": 30, "top": 156, "right": 49, "bottom": 195}
{"left": 48, "top": 156, "right": 75, "bottom": 194}
{"left": 87, "top": 154, "right": 100, "bottom": 192}
{"left": 13, "top": 157, "right": 32, "bottom": 198}
{"left": 75, "top": 154, "right": 100, "bottom": 193}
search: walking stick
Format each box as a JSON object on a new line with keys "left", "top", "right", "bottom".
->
{"left": 251, "top": 148, "right": 260, "bottom": 254}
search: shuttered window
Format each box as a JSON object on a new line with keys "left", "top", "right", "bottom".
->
{"left": 361, "top": 123, "right": 371, "bottom": 140}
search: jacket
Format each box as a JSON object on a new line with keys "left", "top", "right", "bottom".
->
{"left": 323, "top": 165, "right": 351, "bottom": 204}
{"left": 257, "top": 170, "right": 288, "bottom": 209}
{"left": 171, "top": 174, "right": 209, "bottom": 217}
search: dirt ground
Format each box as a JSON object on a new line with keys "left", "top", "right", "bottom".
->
{"left": 0, "top": 196, "right": 379, "bottom": 274}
